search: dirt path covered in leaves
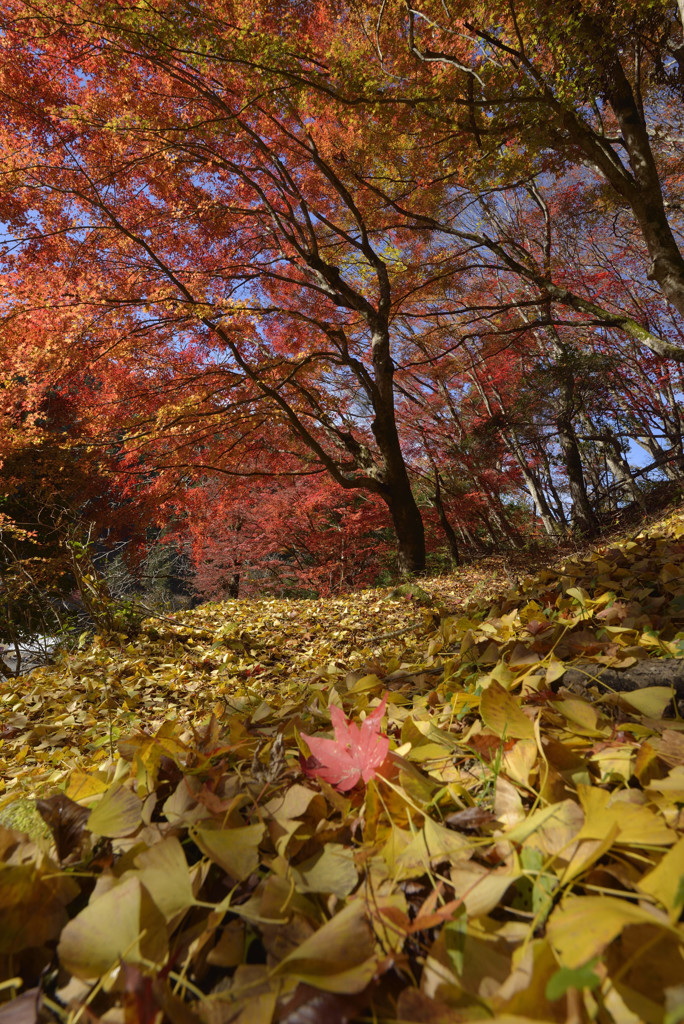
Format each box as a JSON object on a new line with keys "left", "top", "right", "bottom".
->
{"left": 1, "top": 508, "right": 684, "bottom": 1022}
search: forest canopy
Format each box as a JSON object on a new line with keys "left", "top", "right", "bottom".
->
{"left": 1, "top": 0, "right": 684, "bottom": 594}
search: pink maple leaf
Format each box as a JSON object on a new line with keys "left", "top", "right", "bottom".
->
{"left": 300, "top": 696, "right": 390, "bottom": 791}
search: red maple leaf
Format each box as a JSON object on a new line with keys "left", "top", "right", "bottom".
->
{"left": 300, "top": 696, "right": 390, "bottom": 791}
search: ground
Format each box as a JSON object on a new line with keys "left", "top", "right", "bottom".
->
{"left": 1, "top": 504, "right": 684, "bottom": 1023}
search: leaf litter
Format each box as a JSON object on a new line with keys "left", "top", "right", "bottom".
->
{"left": 1, "top": 510, "right": 684, "bottom": 1022}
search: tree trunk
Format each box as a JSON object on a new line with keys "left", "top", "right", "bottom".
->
{"left": 370, "top": 325, "right": 426, "bottom": 574}
{"left": 600, "top": 55, "right": 684, "bottom": 318}
{"left": 387, "top": 488, "right": 426, "bottom": 575}
{"left": 528, "top": 481, "right": 564, "bottom": 538}
{"left": 505, "top": 431, "right": 563, "bottom": 538}
{"left": 468, "top": 369, "right": 559, "bottom": 542}
{"left": 478, "top": 511, "right": 499, "bottom": 550}
{"left": 226, "top": 572, "right": 240, "bottom": 599}
{"left": 596, "top": 425, "right": 646, "bottom": 511}
{"left": 481, "top": 483, "right": 525, "bottom": 548}
{"left": 432, "top": 469, "right": 460, "bottom": 566}
{"left": 556, "top": 409, "right": 599, "bottom": 535}
{"left": 225, "top": 518, "right": 242, "bottom": 597}
{"left": 457, "top": 520, "right": 484, "bottom": 554}
{"left": 614, "top": 395, "right": 679, "bottom": 478}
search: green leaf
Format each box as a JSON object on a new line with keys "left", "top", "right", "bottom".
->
{"left": 545, "top": 959, "right": 601, "bottom": 1001}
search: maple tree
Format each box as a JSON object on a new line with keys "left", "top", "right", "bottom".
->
{"left": 0, "top": 0, "right": 451, "bottom": 574}
{"left": 385, "top": 142, "right": 684, "bottom": 542}
{"left": 304, "top": 0, "right": 684, "bottom": 356}
{"left": 183, "top": 472, "right": 393, "bottom": 597}
{"left": 1, "top": 0, "right": 683, "bottom": 582}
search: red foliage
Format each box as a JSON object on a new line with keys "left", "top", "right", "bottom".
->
{"left": 301, "top": 696, "right": 390, "bottom": 791}
{"left": 181, "top": 474, "right": 392, "bottom": 597}
{"left": 0, "top": 0, "right": 682, "bottom": 581}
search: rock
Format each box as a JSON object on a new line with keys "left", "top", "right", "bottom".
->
{"left": 558, "top": 658, "right": 684, "bottom": 695}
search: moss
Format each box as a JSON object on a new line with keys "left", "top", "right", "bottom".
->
{"left": 388, "top": 582, "right": 435, "bottom": 606}
{"left": 0, "top": 797, "right": 51, "bottom": 842}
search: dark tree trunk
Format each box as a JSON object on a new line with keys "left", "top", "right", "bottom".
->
{"left": 482, "top": 485, "right": 525, "bottom": 548}
{"left": 225, "top": 519, "right": 243, "bottom": 597}
{"left": 387, "top": 487, "right": 426, "bottom": 575}
{"left": 600, "top": 55, "right": 684, "bottom": 318}
{"left": 478, "top": 511, "right": 499, "bottom": 550}
{"left": 370, "top": 325, "right": 426, "bottom": 574}
{"left": 598, "top": 425, "right": 646, "bottom": 512}
{"left": 556, "top": 410, "right": 599, "bottom": 536}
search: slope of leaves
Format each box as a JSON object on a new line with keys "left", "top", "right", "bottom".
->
{"left": 2, "top": 509, "right": 684, "bottom": 1022}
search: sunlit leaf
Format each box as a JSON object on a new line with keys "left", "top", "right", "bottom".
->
{"left": 131, "top": 837, "right": 196, "bottom": 920}
{"left": 87, "top": 785, "right": 144, "bottom": 838}
{"left": 291, "top": 844, "right": 358, "bottom": 898}
{"left": 480, "top": 682, "right": 535, "bottom": 739}
{"left": 637, "top": 837, "right": 684, "bottom": 919}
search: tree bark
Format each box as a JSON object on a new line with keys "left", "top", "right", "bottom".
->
{"left": 599, "top": 55, "right": 684, "bottom": 318}
{"left": 538, "top": 329, "right": 599, "bottom": 536}
{"left": 556, "top": 406, "right": 599, "bottom": 535}
{"left": 457, "top": 520, "right": 485, "bottom": 554}
{"left": 593, "top": 424, "right": 646, "bottom": 512}
{"left": 225, "top": 572, "right": 240, "bottom": 599}
{"left": 370, "top": 326, "right": 426, "bottom": 573}
{"left": 387, "top": 487, "right": 426, "bottom": 574}
{"left": 432, "top": 469, "right": 460, "bottom": 566}
{"left": 507, "top": 430, "right": 564, "bottom": 538}
{"left": 481, "top": 482, "right": 525, "bottom": 548}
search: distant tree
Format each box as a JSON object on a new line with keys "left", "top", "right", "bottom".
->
{"left": 182, "top": 473, "right": 392, "bottom": 598}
